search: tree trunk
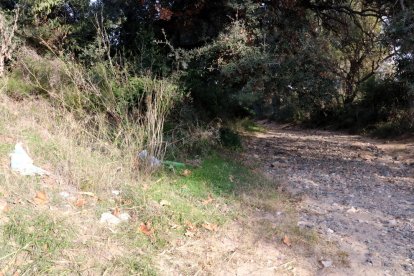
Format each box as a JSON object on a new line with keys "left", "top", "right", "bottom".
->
{"left": 0, "top": 56, "right": 4, "bottom": 78}
{"left": 344, "top": 77, "right": 356, "bottom": 105}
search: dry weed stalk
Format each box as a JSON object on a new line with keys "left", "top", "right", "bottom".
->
{"left": 17, "top": 49, "right": 176, "bottom": 176}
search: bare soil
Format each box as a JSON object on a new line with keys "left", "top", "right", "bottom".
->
{"left": 159, "top": 122, "right": 414, "bottom": 275}
{"left": 243, "top": 122, "right": 414, "bottom": 275}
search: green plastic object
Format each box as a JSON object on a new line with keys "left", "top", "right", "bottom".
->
{"left": 162, "top": 160, "right": 186, "bottom": 168}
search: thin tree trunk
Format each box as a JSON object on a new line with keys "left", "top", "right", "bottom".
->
{"left": 0, "top": 57, "right": 4, "bottom": 77}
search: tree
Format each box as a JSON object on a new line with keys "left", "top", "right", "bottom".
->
{"left": 0, "top": 7, "right": 18, "bottom": 77}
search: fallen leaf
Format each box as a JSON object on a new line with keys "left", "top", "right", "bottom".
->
{"left": 181, "top": 169, "right": 192, "bottom": 177}
{"left": 229, "top": 175, "right": 234, "bottom": 182}
{"left": 202, "top": 194, "right": 214, "bottom": 205}
{"left": 185, "top": 222, "right": 197, "bottom": 237}
{"left": 160, "top": 200, "right": 170, "bottom": 206}
{"left": 139, "top": 222, "right": 153, "bottom": 236}
{"left": 112, "top": 206, "right": 121, "bottom": 217}
{"left": 184, "top": 229, "right": 196, "bottom": 237}
{"left": 202, "top": 222, "right": 218, "bottom": 232}
{"left": 74, "top": 197, "right": 86, "bottom": 208}
{"left": 282, "top": 235, "right": 291, "bottom": 247}
{"left": 33, "top": 191, "right": 48, "bottom": 205}
{"left": 0, "top": 201, "right": 10, "bottom": 213}
{"left": 121, "top": 198, "right": 133, "bottom": 205}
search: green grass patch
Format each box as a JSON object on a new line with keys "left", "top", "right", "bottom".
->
{"left": 239, "top": 118, "right": 266, "bottom": 133}
{"left": 0, "top": 143, "right": 13, "bottom": 156}
{"left": 115, "top": 154, "right": 256, "bottom": 257}
{"left": 107, "top": 256, "right": 157, "bottom": 275}
{"left": 174, "top": 154, "right": 253, "bottom": 197}
{"left": 1, "top": 209, "right": 73, "bottom": 273}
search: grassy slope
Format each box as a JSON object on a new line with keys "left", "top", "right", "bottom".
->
{"left": 0, "top": 95, "right": 318, "bottom": 275}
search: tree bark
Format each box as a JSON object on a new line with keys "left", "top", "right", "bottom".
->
{"left": 0, "top": 56, "right": 4, "bottom": 77}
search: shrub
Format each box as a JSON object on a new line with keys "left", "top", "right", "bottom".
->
{"left": 5, "top": 47, "right": 181, "bottom": 172}
{"left": 219, "top": 127, "right": 242, "bottom": 149}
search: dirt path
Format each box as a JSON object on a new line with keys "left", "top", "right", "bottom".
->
{"left": 244, "top": 123, "right": 414, "bottom": 275}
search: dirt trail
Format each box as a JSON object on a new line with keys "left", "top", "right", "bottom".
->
{"left": 244, "top": 122, "right": 414, "bottom": 275}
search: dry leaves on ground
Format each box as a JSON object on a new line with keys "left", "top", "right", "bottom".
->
{"left": 202, "top": 222, "right": 218, "bottom": 232}
{"left": 0, "top": 201, "right": 10, "bottom": 213}
{"left": 181, "top": 169, "right": 192, "bottom": 177}
{"left": 139, "top": 222, "right": 154, "bottom": 237}
{"left": 33, "top": 191, "right": 48, "bottom": 205}
{"left": 202, "top": 194, "right": 214, "bottom": 205}
{"left": 282, "top": 235, "right": 292, "bottom": 247}
{"left": 184, "top": 222, "right": 198, "bottom": 237}
{"left": 74, "top": 197, "right": 86, "bottom": 208}
{"left": 112, "top": 206, "right": 121, "bottom": 217}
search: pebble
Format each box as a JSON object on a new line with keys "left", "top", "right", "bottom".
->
{"left": 346, "top": 207, "right": 358, "bottom": 213}
{"left": 389, "top": 219, "right": 397, "bottom": 226}
{"left": 320, "top": 259, "right": 333, "bottom": 268}
{"left": 327, "top": 228, "right": 334, "bottom": 234}
{"left": 59, "top": 191, "right": 70, "bottom": 199}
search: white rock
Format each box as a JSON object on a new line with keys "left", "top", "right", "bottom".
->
{"left": 346, "top": 206, "right": 358, "bottom": 213}
{"left": 320, "top": 259, "right": 333, "bottom": 268}
{"left": 118, "top": 213, "right": 130, "bottom": 222}
{"left": 100, "top": 212, "right": 130, "bottom": 225}
{"left": 99, "top": 212, "right": 121, "bottom": 225}
{"left": 160, "top": 200, "right": 171, "bottom": 206}
{"left": 389, "top": 219, "right": 397, "bottom": 226}
{"left": 10, "top": 143, "right": 50, "bottom": 176}
{"left": 59, "top": 192, "right": 70, "bottom": 199}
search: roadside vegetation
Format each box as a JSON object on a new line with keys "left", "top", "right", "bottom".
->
{"left": 0, "top": 95, "right": 326, "bottom": 274}
{"left": 0, "top": 0, "right": 413, "bottom": 274}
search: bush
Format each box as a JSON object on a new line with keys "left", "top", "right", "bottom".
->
{"left": 4, "top": 47, "right": 181, "bottom": 173}
{"left": 219, "top": 127, "right": 242, "bottom": 149}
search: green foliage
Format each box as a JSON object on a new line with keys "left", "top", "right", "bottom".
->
{"left": 219, "top": 127, "right": 242, "bottom": 149}
{"left": 4, "top": 74, "right": 35, "bottom": 99}
{"left": 2, "top": 0, "right": 414, "bottom": 140}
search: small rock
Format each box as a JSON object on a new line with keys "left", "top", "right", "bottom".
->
{"left": 59, "top": 192, "right": 70, "bottom": 199}
{"left": 320, "top": 259, "right": 333, "bottom": 268}
{"left": 346, "top": 207, "right": 358, "bottom": 213}
{"left": 298, "top": 221, "right": 314, "bottom": 229}
{"left": 100, "top": 212, "right": 121, "bottom": 225}
{"left": 100, "top": 212, "right": 130, "bottom": 225}
{"left": 389, "top": 219, "right": 397, "bottom": 226}
{"left": 118, "top": 213, "right": 131, "bottom": 222}
{"left": 160, "top": 199, "right": 171, "bottom": 206}
{"left": 327, "top": 228, "right": 334, "bottom": 234}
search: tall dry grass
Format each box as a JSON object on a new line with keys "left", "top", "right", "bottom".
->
{"left": 4, "top": 46, "right": 179, "bottom": 176}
